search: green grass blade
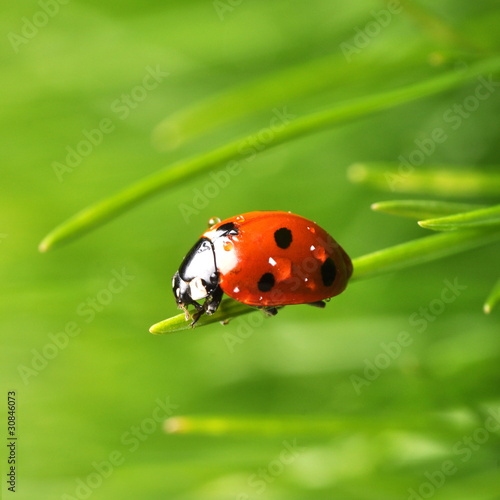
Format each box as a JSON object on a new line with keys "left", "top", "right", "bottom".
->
{"left": 39, "top": 57, "right": 500, "bottom": 252}
{"left": 351, "top": 227, "right": 500, "bottom": 281}
{"left": 484, "top": 278, "right": 500, "bottom": 314}
{"left": 419, "top": 203, "right": 500, "bottom": 231}
{"left": 149, "top": 299, "right": 257, "bottom": 334}
{"left": 150, "top": 227, "right": 500, "bottom": 334}
{"left": 371, "top": 199, "right": 484, "bottom": 220}
{"left": 153, "top": 53, "right": 349, "bottom": 150}
{"left": 164, "top": 415, "right": 359, "bottom": 436}
{"left": 152, "top": 49, "right": 435, "bottom": 150}
{"left": 348, "top": 163, "right": 500, "bottom": 197}
{"left": 163, "top": 413, "right": 454, "bottom": 437}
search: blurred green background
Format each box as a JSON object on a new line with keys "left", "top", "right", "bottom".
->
{"left": 1, "top": 0, "right": 499, "bottom": 498}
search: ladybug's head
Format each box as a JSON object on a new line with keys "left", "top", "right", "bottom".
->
{"left": 172, "top": 237, "right": 220, "bottom": 313}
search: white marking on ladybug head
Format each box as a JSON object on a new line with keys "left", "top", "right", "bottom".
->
{"left": 211, "top": 238, "right": 238, "bottom": 274}
{"left": 189, "top": 277, "right": 208, "bottom": 300}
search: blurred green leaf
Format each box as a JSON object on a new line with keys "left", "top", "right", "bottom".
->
{"left": 398, "top": 0, "right": 485, "bottom": 51}
{"left": 153, "top": 52, "right": 350, "bottom": 150}
{"left": 483, "top": 278, "right": 500, "bottom": 314}
{"left": 164, "top": 412, "right": 457, "bottom": 437}
{"left": 39, "top": 57, "right": 500, "bottom": 252}
{"left": 152, "top": 48, "right": 445, "bottom": 150}
{"left": 348, "top": 163, "right": 500, "bottom": 197}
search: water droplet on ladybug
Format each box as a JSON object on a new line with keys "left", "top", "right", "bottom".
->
{"left": 223, "top": 240, "right": 234, "bottom": 251}
{"left": 208, "top": 216, "right": 221, "bottom": 227}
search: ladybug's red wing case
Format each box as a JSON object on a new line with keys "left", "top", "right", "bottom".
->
{"left": 172, "top": 211, "right": 352, "bottom": 324}
{"left": 209, "top": 211, "right": 352, "bottom": 307}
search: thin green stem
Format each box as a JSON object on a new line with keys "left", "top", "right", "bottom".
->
{"left": 419, "top": 203, "right": 500, "bottom": 231}
{"left": 40, "top": 57, "right": 500, "bottom": 252}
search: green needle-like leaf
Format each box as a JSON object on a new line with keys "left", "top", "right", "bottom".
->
{"left": 152, "top": 49, "right": 436, "bottom": 150}
{"left": 348, "top": 163, "right": 500, "bottom": 197}
{"left": 163, "top": 413, "right": 453, "bottom": 437}
{"left": 150, "top": 226, "right": 500, "bottom": 334}
{"left": 371, "top": 199, "right": 484, "bottom": 220}
{"left": 153, "top": 52, "right": 352, "bottom": 150}
{"left": 39, "top": 57, "right": 500, "bottom": 252}
{"left": 149, "top": 299, "right": 257, "bottom": 334}
{"left": 484, "top": 278, "right": 500, "bottom": 314}
{"left": 164, "top": 414, "right": 356, "bottom": 436}
{"left": 351, "top": 227, "right": 500, "bottom": 280}
{"left": 419, "top": 203, "right": 500, "bottom": 231}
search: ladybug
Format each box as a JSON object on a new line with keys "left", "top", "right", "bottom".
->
{"left": 172, "top": 211, "right": 352, "bottom": 324}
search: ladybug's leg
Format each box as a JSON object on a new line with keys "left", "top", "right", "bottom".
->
{"left": 259, "top": 306, "right": 279, "bottom": 317}
{"left": 190, "top": 286, "right": 224, "bottom": 326}
{"left": 204, "top": 285, "right": 224, "bottom": 316}
{"left": 307, "top": 301, "right": 326, "bottom": 308}
{"left": 180, "top": 299, "right": 203, "bottom": 322}
{"left": 190, "top": 309, "right": 204, "bottom": 326}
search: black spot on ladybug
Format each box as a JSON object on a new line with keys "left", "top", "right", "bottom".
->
{"left": 218, "top": 222, "right": 235, "bottom": 232}
{"left": 217, "top": 222, "right": 239, "bottom": 236}
{"left": 274, "top": 227, "right": 293, "bottom": 249}
{"left": 257, "top": 272, "right": 275, "bottom": 292}
{"left": 321, "top": 258, "right": 337, "bottom": 287}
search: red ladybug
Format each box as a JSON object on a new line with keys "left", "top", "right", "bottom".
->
{"left": 172, "top": 211, "right": 352, "bottom": 324}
